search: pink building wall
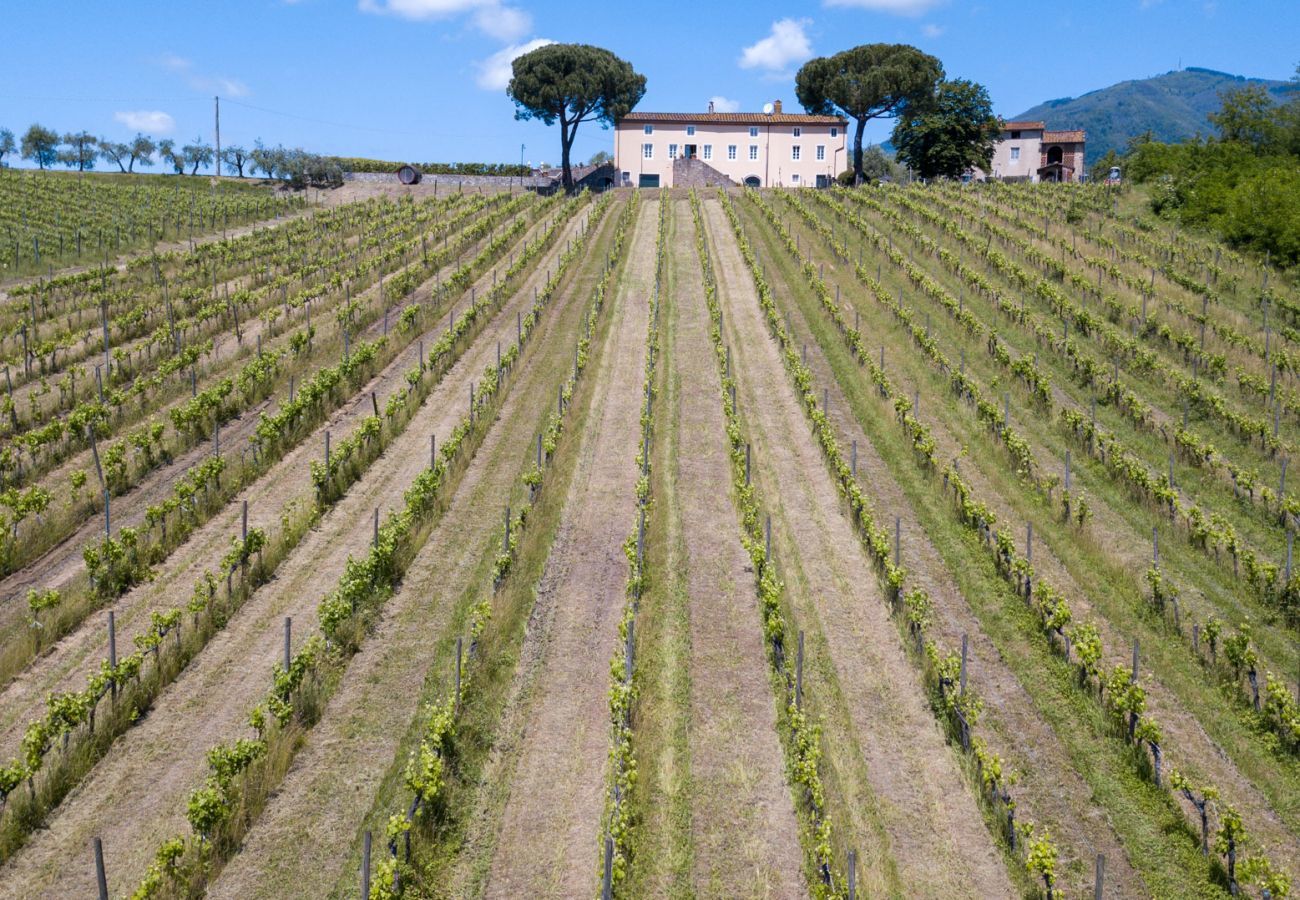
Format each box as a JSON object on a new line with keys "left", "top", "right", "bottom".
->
{"left": 614, "top": 109, "right": 848, "bottom": 188}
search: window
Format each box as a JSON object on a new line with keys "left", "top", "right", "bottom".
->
{"left": 816, "top": 145, "right": 825, "bottom": 161}
{"left": 643, "top": 143, "right": 653, "bottom": 159}
{"left": 727, "top": 145, "right": 737, "bottom": 160}
{"left": 644, "top": 124, "right": 654, "bottom": 135}
{"left": 791, "top": 173, "right": 800, "bottom": 183}
{"left": 749, "top": 144, "right": 759, "bottom": 160}
{"left": 831, "top": 127, "right": 838, "bottom": 137}
{"left": 749, "top": 126, "right": 759, "bottom": 137}
{"left": 702, "top": 145, "right": 712, "bottom": 160}
{"left": 793, "top": 126, "right": 801, "bottom": 137}
{"left": 791, "top": 145, "right": 801, "bottom": 161}
{"left": 1010, "top": 147, "right": 1020, "bottom": 161}
{"left": 1010, "top": 130, "right": 1020, "bottom": 139}
{"left": 669, "top": 144, "right": 678, "bottom": 159}
{"left": 686, "top": 125, "right": 695, "bottom": 136}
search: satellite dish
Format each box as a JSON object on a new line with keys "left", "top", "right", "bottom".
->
{"left": 762, "top": 102, "right": 774, "bottom": 115}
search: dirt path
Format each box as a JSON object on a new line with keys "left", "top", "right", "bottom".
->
{"left": 469, "top": 200, "right": 655, "bottom": 899}
{"left": 0, "top": 217, "right": 592, "bottom": 899}
{"left": 203, "top": 206, "right": 617, "bottom": 900}
{"left": 703, "top": 198, "right": 1012, "bottom": 898}
{"left": 780, "top": 204, "right": 1300, "bottom": 873}
{"left": 0, "top": 206, "right": 569, "bottom": 741}
{"left": 763, "top": 213, "right": 1143, "bottom": 896}
{"left": 670, "top": 200, "right": 805, "bottom": 897}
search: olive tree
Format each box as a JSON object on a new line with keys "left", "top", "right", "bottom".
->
{"left": 182, "top": 137, "right": 214, "bottom": 175}
{"left": 0, "top": 128, "right": 15, "bottom": 167}
{"left": 220, "top": 145, "right": 248, "bottom": 177}
{"left": 58, "top": 131, "right": 98, "bottom": 171}
{"left": 158, "top": 139, "right": 185, "bottom": 175}
{"left": 507, "top": 43, "right": 645, "bottom": 191}
{"left": 129, "top": 134, "right": 157, "bottom": 172}
{"left": 20, "top": 124, "right": 60, "bottom": 170}
{"left": 99, "top": 140, "right": 131, "bottom": 172}
{"left": 796, "top": 44, "right": 943, "bottom": 185}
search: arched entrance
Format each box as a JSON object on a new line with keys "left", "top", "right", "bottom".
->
{"left": 1046, "top": 145, "right": 1063, "bottom": 165}
{"left": 743, "top": 175, "right": 761, "bottom": 188}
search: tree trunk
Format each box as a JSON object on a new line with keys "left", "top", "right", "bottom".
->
{"left": 560, "top": 119, "right": 575, "bottom": 193}
{"left": 853, "top": 117, "right": 867, "bottom": 186}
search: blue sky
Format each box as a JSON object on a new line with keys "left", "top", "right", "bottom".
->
{"left": 1, "top": 0, "right": 1296, "bottom": 172}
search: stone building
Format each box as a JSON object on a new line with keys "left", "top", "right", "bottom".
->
{"left": 975, "top": 120, "right": 1086, "bottom": 182}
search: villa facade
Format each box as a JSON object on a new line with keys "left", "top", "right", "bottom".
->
{"left": 613, "top": 100, "right": 848, "bottom": 189}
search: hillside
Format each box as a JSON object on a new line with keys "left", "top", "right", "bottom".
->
{"left": 1015, "top": 66, "right": 1298, "bottom": 161}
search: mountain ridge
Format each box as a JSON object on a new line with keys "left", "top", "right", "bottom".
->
{"left": 1013, "top": 67, "right": 1298, "bottom": 163}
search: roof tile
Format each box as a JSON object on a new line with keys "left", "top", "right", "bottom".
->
{"left": 620, "top": 111, "right": 846, "bottom": 126}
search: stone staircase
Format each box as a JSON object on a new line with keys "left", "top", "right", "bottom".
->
{"left": 672, "top": 156, "right": 735, "bottom": 188}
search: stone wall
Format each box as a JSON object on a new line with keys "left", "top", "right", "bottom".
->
{"left": 344, "top": 171, "right": 552, "bottom": 189}
{"left": 671, "top": 157, "right": 735, "bottom": 188}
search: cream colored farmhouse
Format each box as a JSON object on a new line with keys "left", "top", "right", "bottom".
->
{"left": 613, "top": 100, "right": 848, "bottom": 189}
{"left": 974, "top": 120, "right": 1087, "bottom": 182}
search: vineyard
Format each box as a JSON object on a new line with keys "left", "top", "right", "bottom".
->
{"left": 0, "top": 176, "right": 1296, "bottom": 900}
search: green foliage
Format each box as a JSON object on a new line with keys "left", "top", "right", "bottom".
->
{"left": 507, "top": 43, "right": 646, "bottom": 188}
{"left": 327, "top": 156, "right": 530, "bottom": 176}
{"left": 892, "top": 78, "right": 1000, "bottom": 180}
{"left": 20, "top": 123, "right": 59, "bottom": 169}
{"left": 1123, "top": 80, "right": 1300, "bottom": 267}
{"left": 795, "top": 43, "right": 943, "bottom": 184}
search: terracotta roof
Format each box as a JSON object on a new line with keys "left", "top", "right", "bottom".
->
{"left": 620, "top": 111, "right": 846, "bottom": 126}
{"left": 1001, "top": 120, "right": 1045, "bottom": 131}
{"left": 1043, "top": 130, "right": 1086, "bottom": 143}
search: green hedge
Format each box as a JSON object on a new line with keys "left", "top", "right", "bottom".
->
{"left": 330, "top": 157, "right": 530, "bottom": 177}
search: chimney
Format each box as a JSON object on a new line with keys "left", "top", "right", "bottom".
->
{"left": 708, "top": 99, "right": 715, "bottom": 113}
{"left": 773, "top": 99, "right": 783, "bottom": 114}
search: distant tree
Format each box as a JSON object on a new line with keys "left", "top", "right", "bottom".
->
{"left": 99, "top": 139, "right": 131, "bottom": 172}
{"left": 1210, "top": 85, "right": 1279, "bottom": 151}
{"left": 891, "top": 78, "right": 999, "bottom": 180}
{"left": 586, "top": 149, "right": 613, "bottom": 166}
{"left": 158, "top": 138, "right": 185, "bottom": 175}
{"left": 507, "top": 43, "right": 646, "bottom": 191}
{"left": 20, "top": 124, "right": 60, "bottom": 170}
{"left": 220, "top": 145, "right": 248, "bottom": 177}
{"left": 128, "top": 134, "right": 156, "bottom": 172}
{"left": 796, "top": 44, "right": 943, "bottom": 186}
{"left": 182, "top": 137, "right": 214, "bottom": 175}
{"left": 839, "top": 143, "right": 906, "bottom": 185}
{"left": 250, "top": 139, "right": 275, "bottom": 179}
{"left": 58, "top": 131, "right": 98, "bottom": 171}
{"left": 0, "top": 128, "right": 15, "bottom": 167}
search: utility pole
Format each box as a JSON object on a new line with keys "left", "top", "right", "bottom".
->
{"left": 213, "top": 95, "right": 221, "bottom": 184}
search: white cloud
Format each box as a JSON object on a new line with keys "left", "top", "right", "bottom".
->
{"left": 157, "top": 53, "right": 250, "bottom": 97}
{"left": 710, "top": 95, "right": 741, "bottom": 113}
{"left": 824, "top": 0, "right": 942, "bottom": 15}
{"left": 473, "top": 5, "right": 531, "bottom": 41}
{"left": 921, "top": 22, "right": 944, "bottom": 36}
{"left": 476, "top": 38, "right": 555, "bottom": 90}
{"left": 360, "top": 0, "right": 529, "bottom": 40}
{"left": 739, "top": 18, "right": 813, "bottom": 72}
{"left": 114, "top": 110, "right": 175, "bottom": 133}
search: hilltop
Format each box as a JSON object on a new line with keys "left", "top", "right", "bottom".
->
{"left": 1015, "top": 66, "right": 1298, "bottom": 160}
